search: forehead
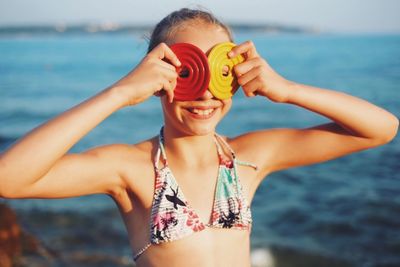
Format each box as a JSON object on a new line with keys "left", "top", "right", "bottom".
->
{"left": 167, "top": 23, "right": 231, "bottom": 54}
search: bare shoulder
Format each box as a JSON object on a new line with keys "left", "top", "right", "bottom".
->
{"left": 227, "top": 129, "right": 283, "bottom": 152}
{"left": 91, "top": 136, "right": 157, "bottom": 163}
{"left": 93, "top": 137, "right": 158, "bottom": 208}
{"left": 114, "top": 136, "right": 158, "bottom": 189}
{"left": 225, "top": 129, "right": 284, "bottom": 173}
{"left": 83, "top": 136, "right": 157, "bottom": 185}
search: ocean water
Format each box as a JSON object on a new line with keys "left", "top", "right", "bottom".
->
{"left": 0, "top": 32, "right": 399, "bottom": 266}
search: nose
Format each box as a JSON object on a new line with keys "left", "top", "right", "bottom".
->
{"left": 196, "top": 89, "right": 214, "bottom": 100}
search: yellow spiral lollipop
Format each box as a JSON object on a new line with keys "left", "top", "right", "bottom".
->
{"left": 208, "top": 42, "right": 244, "bottom": 100}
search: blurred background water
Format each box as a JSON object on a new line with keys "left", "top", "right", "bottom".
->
{"left": 0, "top": 32, "right": 399, "bottom": 267}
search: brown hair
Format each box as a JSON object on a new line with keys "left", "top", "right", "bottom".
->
{"left": 147, "top": 8, "right": 233, "bottom": 53}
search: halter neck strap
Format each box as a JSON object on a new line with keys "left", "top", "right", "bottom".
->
{"left": 155, "top": 127, "right": 258, "bottom": 170}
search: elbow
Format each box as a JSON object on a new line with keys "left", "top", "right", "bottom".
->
{"left": 0, "top": 184, "right": 26, "bottom": 199}
{"left": 0, "top": 161, "right": 6, "bottom": 198}
{"left": 372, "top": 114, "right": 399, "bottom": 146}
{"left": 0, "top": 162, "right": 22, "bottom": 199}
{"left": 0, "top": 180, "right": 29, "bottom": 199}
{"left": 0, "top": 181, "right": 16, "bottom": 199}
{"left": 0, "top": 189, "right": 14, "bottom": 199}
{"left": 383, "top": 114, "right": 399, "bottom": 143}
{"left": 0, "top": 186, "right": 13, "bottom": 199}
{"left": 0, "top": 164, "right": 37, "bottom": 199}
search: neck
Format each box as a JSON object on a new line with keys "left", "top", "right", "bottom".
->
{"left": 162, "top": 125, "right": 218, "bottom": 167}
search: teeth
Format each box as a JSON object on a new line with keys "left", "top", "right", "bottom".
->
{"left": 190, "top": 108, "right": 214, "bottom": 115}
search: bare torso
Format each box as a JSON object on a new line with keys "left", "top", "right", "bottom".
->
{"left": 112, "top": 136, "right": 262, "bottom": 267}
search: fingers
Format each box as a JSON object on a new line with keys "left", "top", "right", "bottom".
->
{"left": 162, "top": 75, "right": 176, "bottom": 103}
{"left": 233, "top": 57, "right": 263, "bottom": 77}
{"left": 150, "top": 43, "right": 181, "bottom": 68}
{"left": 158, "top": 60, "right": 177, "bottom": 72}
{"left": 241, "top": 74, "right": 264, "bottom": 97}
{"left": 229, "top": 40, "right": 259, "bottom": 59}
{"left": 159, "top": 62, "right": 178, "bottom": 82}
{"left": 229, "top": 43, "right": 270, "bottom": 99}
{"left": 237, "top": 66, "right": 264, "bottom": 97}
{"left": 162, "top": 80, "right": 175, "bottom": 103}
{"left": 237, "top": 65, "right": 263, "bottom": 88}
{"left": 233, "top": 58, "right": 264, "bottom": 97}
{"left": 148, "top": 43, "right": 180, "bottom": 103}
{"left": 155, "top": 64, "right": 177, "bottom": 103}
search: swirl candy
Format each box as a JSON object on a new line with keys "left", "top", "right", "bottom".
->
{"left": 169, "top": 43, "right": 210, "bottom": 101}
{"left": 208, "top": 42, "right": 244, "bottom": 100}
{"left": 169, "top": 42, "right": 244, "bottom": 101}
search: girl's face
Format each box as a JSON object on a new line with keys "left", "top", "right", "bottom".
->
{"left": 161, "top": 22, "right": 232, "bottom": 137}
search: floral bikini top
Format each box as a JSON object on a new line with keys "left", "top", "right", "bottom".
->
{"left": 133, "top": 128, "right": 258, "bottom": 261}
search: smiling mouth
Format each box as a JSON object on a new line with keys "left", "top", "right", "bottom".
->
{"left": 184, "top": 107, "right": 218, "bottom": 119}
{"left": 187, "top": 108, "right": 214, "bottom": 115}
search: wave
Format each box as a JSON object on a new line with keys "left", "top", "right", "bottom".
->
{"left": 0, "top": 134, "right": 17, "bottom": 141}
{"left": 0, "top": 134, "right": 17, "bottom": 149}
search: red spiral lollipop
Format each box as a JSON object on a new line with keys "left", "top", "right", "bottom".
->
{"left": 170, "top": 43, "right": 210, "bottom": 101}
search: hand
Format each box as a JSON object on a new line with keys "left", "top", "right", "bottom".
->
{"left": 229, "top": 41, "right": 293, "bottom": 103}
{"left": 112, "top": 43, "right": 181, "bottom": 107}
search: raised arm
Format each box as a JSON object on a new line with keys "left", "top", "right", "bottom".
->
{"left": 0, "top": 43, "right": 180, "bottom": 199}
{"left": 228, "top": 41, "right": 399, "bottom": 178}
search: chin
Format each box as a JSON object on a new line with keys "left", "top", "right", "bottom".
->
{"left": 183, "top": 121, "right": 217, "bottom": 136}
{"left": 163, "top": 108, "right": 223, "bottom": 137}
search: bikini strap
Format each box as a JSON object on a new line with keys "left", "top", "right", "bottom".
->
{"left": 133, "top": 242, "right": 152, "bottom": 262}
{"left": 155, "top": 127, "right": 168, "bottom": 169}
{"left": 213, "top": 135, "right": 225, "bottom": 159}
{"left": 214, "top": 133, "right": 258, "bottom": 171}
{"left": 214, "top": 133, "right": 235, "bottom": 159}
{"left": 156, "top": 127, "right": 257, "bottom": 170}
{"left": 157, "top": 126, "right": 224, "bottom": 168}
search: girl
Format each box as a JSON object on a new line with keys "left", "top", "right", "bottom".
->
{"left": 0, "top": 8, "right": 398, "bottom": 267}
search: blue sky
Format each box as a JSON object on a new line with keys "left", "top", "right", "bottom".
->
{"left": 0, "top": 0, "right": 399, "bottom": 33}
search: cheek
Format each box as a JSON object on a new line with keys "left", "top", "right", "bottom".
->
{"left": 161, "top": 98, "right": 183, "bottom": 119}
{"left": 221, "top": 99, "right": 232, "bottom": 114}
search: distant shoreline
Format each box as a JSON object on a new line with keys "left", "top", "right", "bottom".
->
{"left": 0, "top": 23, "right": 318, "bottom": 36}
